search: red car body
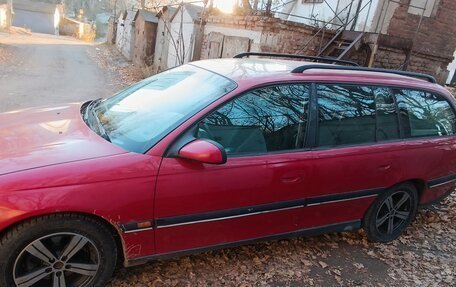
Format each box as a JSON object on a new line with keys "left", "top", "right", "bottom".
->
{"left": 1, "top": 59, "right": 455, "bottom": 266}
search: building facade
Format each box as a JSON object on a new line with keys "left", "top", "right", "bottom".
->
{"left": 110, "top": 1, "right": 456, "bottom": 84}
{"left": 0, "top": 0, "right": 12, "bottom": 30}
{"left": 133, "top": 9, "right": 159, "bottom": 67}
{"left": 12, "top": 0, "right": 63, "bottom": 35}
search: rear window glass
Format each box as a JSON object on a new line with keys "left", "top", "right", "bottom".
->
{"left": 395, "top": 89, "right": 456, "bottom": 138}
{"left": 317, "top": 85, "right": 376, "bottom": 146}
{"left": 374, "top": 87, "right": 400, "bottom": 141}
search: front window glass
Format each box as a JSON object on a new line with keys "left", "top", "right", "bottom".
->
{"left": 395, "top": 89, "right": 456, "bottom": 138}
{"left": 87, "top": 65, "right": 236, "bottom": 153}
{"left": 196, "top": 84, "right": 310, "bottom": 155}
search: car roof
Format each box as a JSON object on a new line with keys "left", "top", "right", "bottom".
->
{"left": 191, "top": 58, "right": 449, "bottom": 95}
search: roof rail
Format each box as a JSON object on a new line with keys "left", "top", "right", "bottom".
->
{"left": 233, "top": 52, "right": 359, "bottom": 67}
{"left": 291, "top": 65, "right": 437, "bottom": 84}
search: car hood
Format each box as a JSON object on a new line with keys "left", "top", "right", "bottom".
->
{"left": 0, "top": 103, "right": 128, "bottom": 175}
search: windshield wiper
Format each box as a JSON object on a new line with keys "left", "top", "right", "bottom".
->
{"left": 84, "top": 99, "right": 111, "bottom": 142}
{"left": 83, "top": 98, "right": 101, "bottom": 121}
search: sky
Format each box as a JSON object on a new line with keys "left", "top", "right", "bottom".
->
{"left": 212, "top": 0, "right": 237, "bottom": 13}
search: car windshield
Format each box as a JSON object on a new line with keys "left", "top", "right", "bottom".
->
{"left": 85, "top": 64, "right": 237, "bottom": 153}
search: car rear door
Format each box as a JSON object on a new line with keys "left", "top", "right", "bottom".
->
{"left": 299, "top": 84, "right": 407, "bottom": 229}
{"left": 392, "top": 88, "right": 456, "bottom": 203}
{"left": 154, "top": 83, "right": 315, "bottom": 254}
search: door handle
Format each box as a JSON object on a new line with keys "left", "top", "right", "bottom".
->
{"left": 281, "top": 176, "right": 302, "bottom": 184}
{"left": 378, "top": 164, "right": 391, "bottom": 171}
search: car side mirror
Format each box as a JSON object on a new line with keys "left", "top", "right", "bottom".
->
{"left": 178, "top": 139, "right": 227, "bottom": 164}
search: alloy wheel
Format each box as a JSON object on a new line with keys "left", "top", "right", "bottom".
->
{"left": 13, "top": 232, "right": 100, "bottom": 287}
{"left": 375, "top": 190, "right": 412, "bottom": 235}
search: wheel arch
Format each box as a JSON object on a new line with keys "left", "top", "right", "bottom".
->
{"left": 407, "top": 178, "right": 427, "bottom": 200}
{"left": 362, "top": 178, "right": 426, "bottom": 222}
{"left": 0, "top": 211, "right": 126, "bottom": 264}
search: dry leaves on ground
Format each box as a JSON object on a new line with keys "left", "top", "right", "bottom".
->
{"left": 1, "top": 28, "right": 454, "bottom": 286}
{"left": 95, "top": 56, "right": 456, "bottom": 286}
{"left": 447, "top": 86, "right": 455, "bottom": 96}
{"left": 0, "top": 43, "right": 14, "bottom": 64}
{"left": 109, "top": 194, "right": 455, "bottom": 287}
{"left": 87, "top": 43, "right": 144, "bottom": 87}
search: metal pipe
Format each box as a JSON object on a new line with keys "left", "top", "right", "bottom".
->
{"left": 374, "top": 0, "right": 387, "bottom": 33}
{"left": 402, "top": 0, "right": 429, "bottom": 70}
{"left": 363, "top": 0, "right": 373, "bottom": 32}
{"left": 378, "top": 0, "right": 391, "bottom": 34}
{"left": 273, "top": 11, "right": 344, "bottom": 27}
{"left": 324, "top": 0, "right": 344, "bottom": 25}
{"left": 345, "top": 0, "right": 354, "bottom": 26}
{"left": 295, "top": 1, "right": 355, "bottom": 54}
{"left": 351, "top": 0, "right": 364, "bottom": 31}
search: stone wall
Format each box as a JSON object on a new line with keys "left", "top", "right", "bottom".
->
{"left": 60, "top": 17, "right": 96, "bottom": 41}
{"left": 387, "top": 0, "right": 456, "bottom": 60}
{"left": 200, "top": 15, "right": 335, "bottom": 60}
{"left": 375, "top": 47, "right": 447, "bottom": 76}
{"left": 0, "top": 4, "right": 12, "bottom": 29}
{"left": 201, "top": 12, "right": 456, "bottom": 82}
{"left": 198, "top": 3, "right": 455, "bottom": 84}
{"left": 365, "top": 0, "right": 455, "bottom": 83}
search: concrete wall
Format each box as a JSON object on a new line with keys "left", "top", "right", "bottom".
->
{"left": 59, "top": 17, "right": 82, "bottom": 38}
{"left": 116, "top": 11, "right": 136, "bottom": 60}
{"left": 0, "top": 4, "right": 12, "bottom": 29}
{"left": 13, "top": 9, "right": 57, "bottom": 34}
{"left": 199, "top": 11, "right": 453, "bottom": 84}
{"left": 133, "top": 17, "right": 157, "bottom": 67}
{"left": 167, "top": 7, "right": 197, "bottom": 68}
{"left": 277, "top": 0, "right": 455, "bottom": 83}
{"left": 60, "top": 17, "right": 95, "bottom": 41}
{"left": 386, "top": 0, "right": 456, "bottom": 59}
{"left": 279, "top": 0, "right": 382, "bottom": 32}
{"left": 107, "top": 17, "right": 116, "bottom": 44}
{"left": 154, "top": 14, "right": 170, "bottom": 72}
{"left": 380, "top": 0, "right": 456, "bottom": 83}
{"left": 200, "top": 15, "right": 334, "bottom": 60}
{"left": 447, "top": 51, "right": 456, "bottom": 85}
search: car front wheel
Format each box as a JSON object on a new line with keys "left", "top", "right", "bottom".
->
{"left": 0, "top": 214, "right": 117, "bottom": 287}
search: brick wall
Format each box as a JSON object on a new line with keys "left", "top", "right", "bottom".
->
{"left": 200, "top": 15, "right": 335, "bottom": 59}
{"left": 387, "top": 0, "right": 456, "bottom": 59}
{"left": 359, "top": 0, "right": 456, "bottom": 83}
{"left": 200, "top": 2, "right": 456, "bottom": 84}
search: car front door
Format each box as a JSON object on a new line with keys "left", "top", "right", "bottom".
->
{"left": 154, "top": 83, "right": 315, "bottom": 254}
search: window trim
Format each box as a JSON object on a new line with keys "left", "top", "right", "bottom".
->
{"left": 315, "top": 83, "right": 380, "bottom": 148}
{"left": 127, "top": 64, "right": 238, "bottom": 154}
{"left": 311, "top": 81, "right": 456, "bottom": 151}
{"left": 164, "top": 80, "right": 456, "bottom": 157}
{"left": 165, "top": 81, "right": 315, "bottom": 158}
{"left": 393, "top": 87, "right": 456, "bottom": 140}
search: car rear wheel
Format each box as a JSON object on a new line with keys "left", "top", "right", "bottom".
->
{"left": 363, "top": 183, "right": 418, "bottom": 242}
{"left": 0, "top": 214, "right": 117, "bottom": 287}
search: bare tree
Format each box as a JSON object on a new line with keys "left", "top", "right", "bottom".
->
{"left": 265, "top": 0, "right": 272, "bottom": 14}
{"left": 252, "top": 0, "right": 259, "bottom": 10}
{"left": 147, "top": 0, "right": 208, "bottom": 66}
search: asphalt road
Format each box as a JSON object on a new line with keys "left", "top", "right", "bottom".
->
{"left": 0, "top": 31, "right": 120, "bottom": 113}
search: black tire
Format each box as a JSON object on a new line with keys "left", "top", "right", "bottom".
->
{"left": 0, "top": 214, "right": 117, "bottom": 287}
{"left": 363, "top": 183, "right": 418, "bottom": 242}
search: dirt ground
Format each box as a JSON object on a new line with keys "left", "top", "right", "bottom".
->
{"left": 107, "top": 194, "right": 455, "bottom": 287}
{"left": 1, "top": 31, "right": 455, "bottom": 287}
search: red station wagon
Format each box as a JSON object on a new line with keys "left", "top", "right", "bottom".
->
{"left": 0, "top": 53, "right": 455, "bottom": 286}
